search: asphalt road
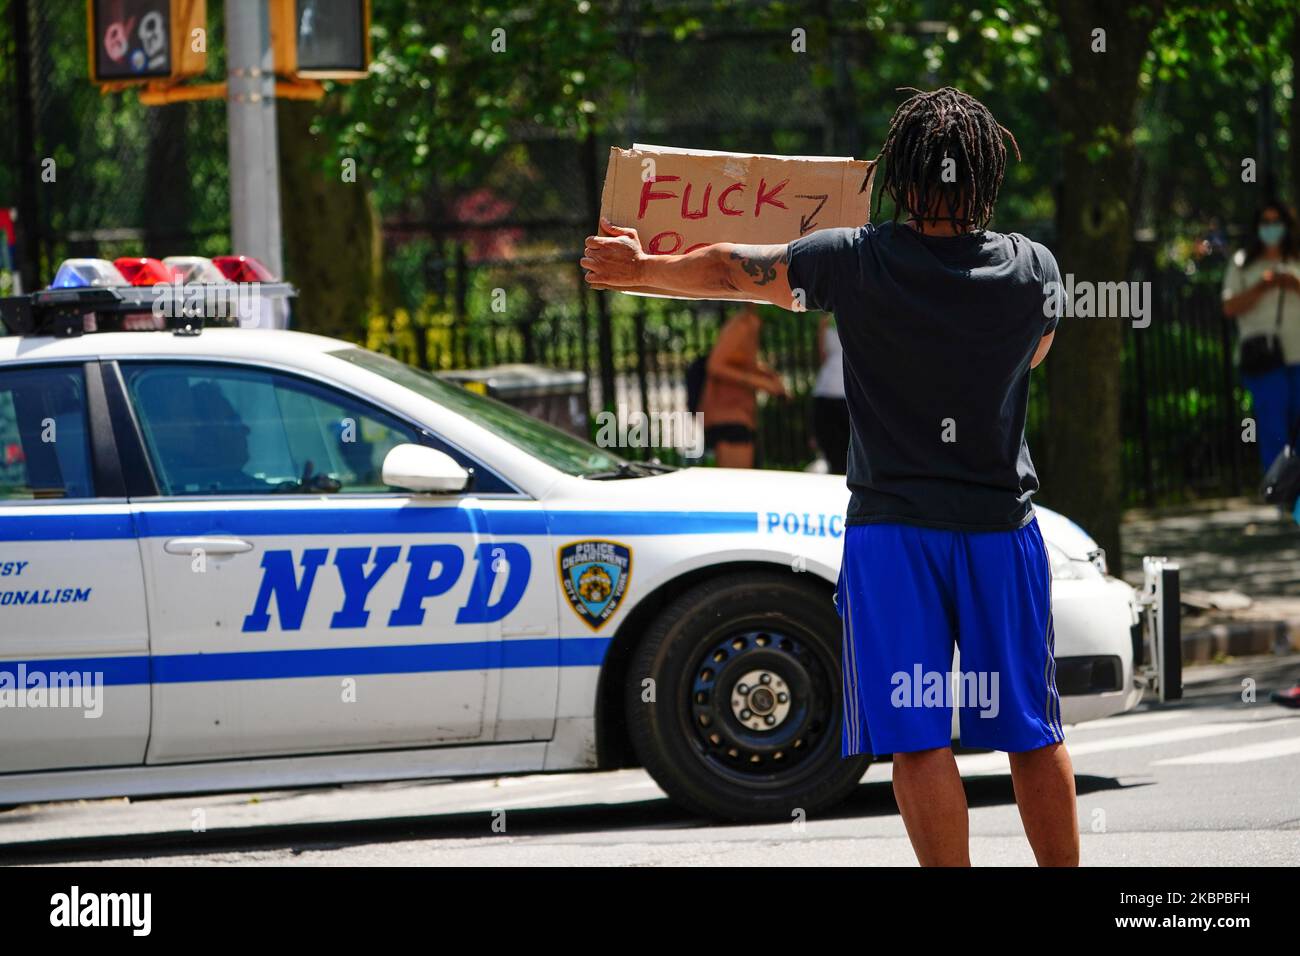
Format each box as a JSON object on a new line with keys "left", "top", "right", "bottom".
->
{"left": 4, "top": 655, "right": 1298, "bottom": 867}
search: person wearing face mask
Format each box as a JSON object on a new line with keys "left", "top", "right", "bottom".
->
{"left": 1222, "top": 202, "right": 1300, "bottom": 468}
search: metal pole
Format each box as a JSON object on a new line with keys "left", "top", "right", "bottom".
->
{"left": 12, "top": 0, "right": 41, "bottom": 291}
{"left": 226, "top": 0, "right": 284, "bottom": 323}
{"left": 583, "top": 130, "right": 616, "bottom": 410}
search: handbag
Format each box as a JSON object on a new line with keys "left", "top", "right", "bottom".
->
{"left": 1239, "top": 283, "right": 1286, "bottom": 376}
{"left": 1261, "top": 420, "right": 1300, "bottom": 507}
{"left": 1258, "top": 434, "right": 1300, "bottom": 512}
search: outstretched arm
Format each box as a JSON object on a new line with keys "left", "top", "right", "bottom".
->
{"left": 581, "top": 218, "right": 802, "bottom": 311}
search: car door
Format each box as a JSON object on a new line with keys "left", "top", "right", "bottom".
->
{"left": 0, "top": 362, "right": 151, "bottom": 773}
{"left": 322, "top": 346, "right": 563, "bottom": 747}
{"left": 111, "top": 358, "right": 510, "bottom": 763}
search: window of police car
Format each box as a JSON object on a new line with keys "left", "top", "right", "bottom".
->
{"left": 330, "top": 347, "right": 639, "bottom": 478}
{"left": 0, "top": 365, "right": 94, "bottom": 500}
{"left": 121, "top": 362, "right": 429, "bottom": 496}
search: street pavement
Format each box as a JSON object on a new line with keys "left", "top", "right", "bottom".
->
{"left": 1121, "top": 499, "right": 1300, "bottom": 598}
{"left": 4, "top": 654, "right": 1297, "bottom": 867}
{"left": 1122, "top": 500, "right": 1300, "bottom": 658}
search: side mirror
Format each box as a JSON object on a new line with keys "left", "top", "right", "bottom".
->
{"left": 381, "top": 444, "right": 469, "bottom": 494}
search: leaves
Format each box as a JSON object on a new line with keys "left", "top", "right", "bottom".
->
{"left": 315, "top": 0, "right": 630, "bottom": 213}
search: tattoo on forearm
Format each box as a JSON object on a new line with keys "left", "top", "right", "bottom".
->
{"left": 729, "top": 245, "right": 789, "bottom": 287}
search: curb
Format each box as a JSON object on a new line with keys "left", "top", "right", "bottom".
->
{"left": 1181, "top": 618, "right": 1300, "bottom": 664}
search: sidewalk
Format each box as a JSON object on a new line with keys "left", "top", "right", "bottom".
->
{"left": 1120, "top": 498, "right": 1300, "bottom": 663}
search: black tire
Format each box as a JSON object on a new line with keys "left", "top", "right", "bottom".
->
{"left": 625, "top": 571, "right": 870, "bottom": 822}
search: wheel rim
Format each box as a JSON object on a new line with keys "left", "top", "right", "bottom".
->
{"left": 683, "top": 627, "right": 838, "bottom": 787}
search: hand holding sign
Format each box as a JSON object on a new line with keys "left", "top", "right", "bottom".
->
{"left": 581, "top": 219, "right": 646, "bottom": 289}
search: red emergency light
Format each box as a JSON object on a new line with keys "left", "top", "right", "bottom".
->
{"left": 113, "top": 257, "right": 173, "bottom": 286}
{"left": 212, "top": 255, "right": 275, "bottom": 283}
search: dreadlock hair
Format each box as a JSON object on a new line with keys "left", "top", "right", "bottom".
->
{"left": 871, "top": 87, "right": 1021, "bottom": 232}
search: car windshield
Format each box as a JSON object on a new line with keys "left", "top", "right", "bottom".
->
{"left": 329, "top": 347, "right": 634, "bottom": 477}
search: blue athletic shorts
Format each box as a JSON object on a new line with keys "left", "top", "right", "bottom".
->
{"left": 835, "top": 516, "right": 1063, "bottom": 756}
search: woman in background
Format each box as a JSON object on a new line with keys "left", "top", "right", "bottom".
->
{"left": 1222, "top": 202, "right": 1300, "bottom": 468}
{"left": 700, "top": 307, "right": 787, "bottom": 468}
{"left": 811, "top": 315, "right": 849, "bottom": 474}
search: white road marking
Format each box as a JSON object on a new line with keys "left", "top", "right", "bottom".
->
{"left": 1153, "top": 735, "right": 1300, "bottom": 766}
{"left": 1064, "top": 710, "right": 1187, "bottom": 732}
{"left": 954, "top": 718, "right": 1291, "bottom": 775}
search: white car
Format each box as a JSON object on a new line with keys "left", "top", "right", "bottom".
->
{"left": 0, "top": 270, "right": 1180, "bottom": 821}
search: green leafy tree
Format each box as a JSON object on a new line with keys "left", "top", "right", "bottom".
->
{"left": 321, "top": 0, "right": 629, "bottom": 213}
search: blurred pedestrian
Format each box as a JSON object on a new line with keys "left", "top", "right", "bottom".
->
{"left": 811, "top": 314, "right": 850, "bottom": 473}
{"left": 1222, "top": 202, "right": 1300, "bottom": 467}
{"left": 699, "top": 306, "right": 786, "bottom": 468}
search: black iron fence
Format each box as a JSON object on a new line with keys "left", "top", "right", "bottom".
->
{"left": 1121, "top": 267, "right": 1254, "bottom": 506}
{"left": 365, "top": 246, "right": 1260, "bottom": 503}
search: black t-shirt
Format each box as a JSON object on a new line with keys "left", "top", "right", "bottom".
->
{"left": 787, "top": 220, "right": 1061, "bottom": 531}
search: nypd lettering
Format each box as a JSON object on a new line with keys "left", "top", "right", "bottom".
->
{"left": 764, "top": 511, "right": 844, "bottom": 538}
{"left": 559, "top": 540, "right": 631, "bottom": 631}
{"left": 0, "top": 560, "right": 29, "bottom": 576}
{"left": 242, "top": 542, "right": 531, "bottom": 633}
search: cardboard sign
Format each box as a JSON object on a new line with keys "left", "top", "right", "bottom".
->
{"left": 597, "top": 144, "right": 874, "bottom": 297}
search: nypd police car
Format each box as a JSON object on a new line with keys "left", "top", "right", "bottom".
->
{"left": 0, "top": 258, "right": 1180, "bottom": 821}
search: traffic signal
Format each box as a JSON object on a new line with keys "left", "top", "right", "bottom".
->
{"left": 271, "top": 0, "right": 371, "bottom": 80}
{"left": 86, "top": 0, "right": 207, "bottom": 87}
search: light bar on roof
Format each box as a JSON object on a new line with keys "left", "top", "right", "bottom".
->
{"left": 2, "top": 281, "right": 297, "bottom": 337}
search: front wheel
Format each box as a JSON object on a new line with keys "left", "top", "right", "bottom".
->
{"left": 625, "top": 571, "right": 870, "bottom": 822}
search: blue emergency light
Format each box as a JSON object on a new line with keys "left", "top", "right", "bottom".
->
{"left": 49, "top": 258, "right": 129, "bottom": 289}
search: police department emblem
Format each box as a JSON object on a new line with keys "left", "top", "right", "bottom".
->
{"left": 558, "top": 540, "right": 631, "bottom": 631}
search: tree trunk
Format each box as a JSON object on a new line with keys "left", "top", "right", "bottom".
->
{"left": 1291, "top": 12, "right": 1300, "bottom": 202}
{"left": 276, "top": 98, "right": 379, "bottom": 340}
{"left": 1042, "top": 0, "right": 1163, "bottom": 572}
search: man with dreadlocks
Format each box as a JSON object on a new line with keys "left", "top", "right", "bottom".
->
{"left": 581, "top": 87, "right": 1072, "bottom": 867}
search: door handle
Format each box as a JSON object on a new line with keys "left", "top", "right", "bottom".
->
{"left": 502, "top": 623, "right": 550, "bottom": 637}
{"left": 163, "top": 536, "right": 254, "bottom": 556}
